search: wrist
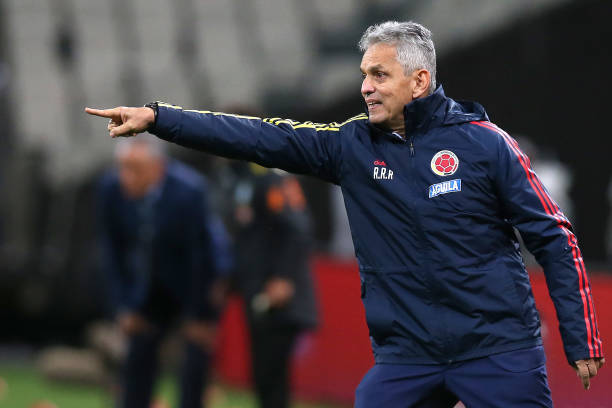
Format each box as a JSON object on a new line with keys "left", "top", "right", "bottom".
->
{"left": 144, "top": 102, "right": 158, "bottom": 132}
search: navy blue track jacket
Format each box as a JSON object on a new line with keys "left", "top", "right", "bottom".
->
{"left": 150, "top": 86, "right": 603, "bottom": 365}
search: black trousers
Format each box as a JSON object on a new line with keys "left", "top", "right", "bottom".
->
{"left": 120, "top": 330, "right": 210, "bottom": 408}
{"left": 119, "top": 282, "right": 211, "bottom": 408}
{"left": 250, "top": 320, "right": 300, "bottom": 408}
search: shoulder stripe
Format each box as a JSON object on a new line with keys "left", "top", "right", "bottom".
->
{"left": 331, "top": 114, "right": 369, "bottom": 127}
{"left": 471, "top": 120, "right": 602, "bottom": 357}
{"left": 158, "top": 102, "right": 367, "bottom": 132}
{"left": 158, "top": 102, "right": 183, "bottom": 110}
{"left": 263, "top": 113, "right": 367, "bottom": 132}
{"left": 184, "top": 109, "right": 261, "bottom": 120}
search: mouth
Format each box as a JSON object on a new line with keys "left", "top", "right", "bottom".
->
{"left": 366, "top": 100, "right": 382, "bottom": 111}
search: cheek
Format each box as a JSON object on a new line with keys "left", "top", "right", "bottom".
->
{"left": 120, "top": 172, "right": 140, "bottom": 191}
{"left": 380, "top": 89, "right": 397, "bottom": 108}
{"left": 119, "top": 172, "right": 131, "bottom": 187}
{"left": 390, "top": 92, "right": 411, "bottom": 113}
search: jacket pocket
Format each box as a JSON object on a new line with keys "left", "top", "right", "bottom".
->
{"left": 503, "top": 258, "right": 541, "bottom": 331}
{"left": 487, "top": 346, "right": 546, "bottom": 373}
{"left": 361, "top": 271, "right": 395, "bottom": 343}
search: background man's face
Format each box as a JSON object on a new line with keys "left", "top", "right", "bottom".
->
{"left": 360, "top": 43, "right": 416, "bottom": 131}
{"left": 117, "top": 144, "right": 164, "bottom": 199}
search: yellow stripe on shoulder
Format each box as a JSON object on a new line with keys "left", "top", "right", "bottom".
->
{"left": 161, "top": 104, "right": 367, "bottom": 132}
{"left": 263, "top": 114, "right": 367, "bottom": 132}
{"left": 184, "top": 109, "right": 262, "bottom": 120}
{"left": 335, "top": 113, "right": 369, "bottom": 127}
{"left": 157, "top": 102, "right": 183, "bottom": 110}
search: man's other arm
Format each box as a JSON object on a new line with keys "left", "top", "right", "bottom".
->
{"left": 486, "top": 122, "right": 604, "bottom": 389}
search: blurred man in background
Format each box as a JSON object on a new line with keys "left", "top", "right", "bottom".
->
{"left": 97, "top": 136, "right": 221, "bottom": 408}
{"left": 226, "top": 162, "right": 318, "bottom": 408}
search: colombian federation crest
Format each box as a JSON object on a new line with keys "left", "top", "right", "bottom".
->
{"left": 431, "top": 150, "right": 459, "bottom": 176}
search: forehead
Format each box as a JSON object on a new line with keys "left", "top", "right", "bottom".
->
{"left": 360, "top": 43, "right": 399, "bottom": 71}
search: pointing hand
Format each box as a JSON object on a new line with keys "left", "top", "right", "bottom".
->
{"left": 84, "top": 106, "right": 155, "bottom": 138}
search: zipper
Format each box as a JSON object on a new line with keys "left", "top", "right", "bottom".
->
{"left": 390, "top": 131, "right": 415, "bottom": 156}
{"left": 404, "top": 132, "right": 445, "bottom": 353}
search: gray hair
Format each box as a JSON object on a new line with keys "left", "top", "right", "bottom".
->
{"left": 358, "top": 21, "right": 437, "bottom": 94}
{"left": 114, "top": 134, "right": 167, "bottom": 161}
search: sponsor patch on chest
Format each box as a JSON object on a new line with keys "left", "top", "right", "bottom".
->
{"left": 428, "top": 179, "right": 461, "bottom": 198}
{"left": 372, "top": 160, "right": 394, "bottom": 180}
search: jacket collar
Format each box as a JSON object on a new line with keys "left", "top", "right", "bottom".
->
{"left": 366, "top": 85, "right": 489, "bottom": 139}
{"left": 403, "top": 85, "right": 447, "bottom": 135}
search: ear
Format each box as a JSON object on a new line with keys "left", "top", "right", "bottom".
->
{"left": 412, "top": 69, "right": 431, "bottom": 99}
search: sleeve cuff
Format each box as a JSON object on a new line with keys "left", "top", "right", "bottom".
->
{"left": 150, "top": 103, "right": 184, "bottom": 142}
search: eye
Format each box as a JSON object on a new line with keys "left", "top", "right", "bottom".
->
{"left": 375, "top": 71, "right": 386, "bottom": 78}
{"left": 361, "top": 72, "right": 367, "bottom": 79}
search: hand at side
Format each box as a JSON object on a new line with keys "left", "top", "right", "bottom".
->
{"left": 574, "top": 357, "right": 605, "bottom": 390}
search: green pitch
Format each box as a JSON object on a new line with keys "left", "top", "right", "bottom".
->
{"left": 0, "top": 364, "right": 342, "bottom": 408}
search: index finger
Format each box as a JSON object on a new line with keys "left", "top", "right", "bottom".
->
{"left": 587, "top": 362, "right": 598, "bottom": 377}
{"left": 576, "top": 361, "right": 591, "bottom": 390}
{"left": 84, "top": 107, "right": 119, "bottom": 118}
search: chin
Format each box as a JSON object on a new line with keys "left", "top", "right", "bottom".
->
{"left": 368, "top": 114, "right": 385, "bottom": 125}
{"left": 369, "top": 116, "right": 392, "bottom": 129}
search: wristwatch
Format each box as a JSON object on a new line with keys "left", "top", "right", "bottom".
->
{"left": 144, "top": 101, "right": 158, "bottom": 132}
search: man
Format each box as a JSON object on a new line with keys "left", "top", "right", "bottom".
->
{"left": 87, "top": 21, "right": 603, "bottom": 407}
{"left": 227, "top": 162, "right": 318, "bottom": 408}
{"left": 98, "top": 136, "right": 220, "bottom": 408}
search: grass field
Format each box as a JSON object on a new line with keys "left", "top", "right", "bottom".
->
{"left": 0, "top": 364, "right": 343, "bottom": 408}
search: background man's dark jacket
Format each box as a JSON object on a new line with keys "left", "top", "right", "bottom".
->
{"left": 98, "top": 161, "right": 217, "bottom": 321}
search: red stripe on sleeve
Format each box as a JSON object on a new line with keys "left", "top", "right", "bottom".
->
{"left": 484, "top": 122, "right": 571, "bottom": 225}
{"left": 479, "top": 121, "right": 602, "bottom": 357}
{"left": 470, "top": 121, "right": 601, "bottom": 357}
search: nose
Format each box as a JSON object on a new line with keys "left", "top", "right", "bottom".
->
{"left": 361, "top": 76, "right": 375, "bottom": 96}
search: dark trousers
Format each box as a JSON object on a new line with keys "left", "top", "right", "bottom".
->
{"left": 119, "top": 282, "right": 211, "bottom": 408}
{"left": 250, "top": 321, "right": 300, "bottom": 408}
{"left": 119, "top": 329, "right": 211, "bottom": 408}
{"left": 355, "top": 346, "right": 552, "bottom": 408}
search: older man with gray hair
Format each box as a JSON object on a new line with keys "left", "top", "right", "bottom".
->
{"left": 87, "top": 21, "right": 603, "bottom": 407}
{"left": 98, "top": 135, "right": 222, "bottom": 408}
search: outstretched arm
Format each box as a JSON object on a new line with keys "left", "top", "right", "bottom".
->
{"left": 86, "top": 103, "right": 365, "bottom": 184}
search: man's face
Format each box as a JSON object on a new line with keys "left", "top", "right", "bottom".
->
{"left": 117, "top": 144, "right": 164, "bottom": 199}
{"left": 360, "top": 43, "right": 416, "bottom": 132}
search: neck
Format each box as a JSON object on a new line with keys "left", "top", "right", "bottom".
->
{"left": 393, "top": 124, "right": 405, "bottom": 137}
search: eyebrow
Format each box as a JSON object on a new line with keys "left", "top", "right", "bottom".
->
{"left": 360, "top": 64, "right": 385, "bottom": 73}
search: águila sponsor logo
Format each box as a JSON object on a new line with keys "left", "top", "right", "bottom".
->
{"left": 429, "top": 179, "right": 461, "bottom": 198}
